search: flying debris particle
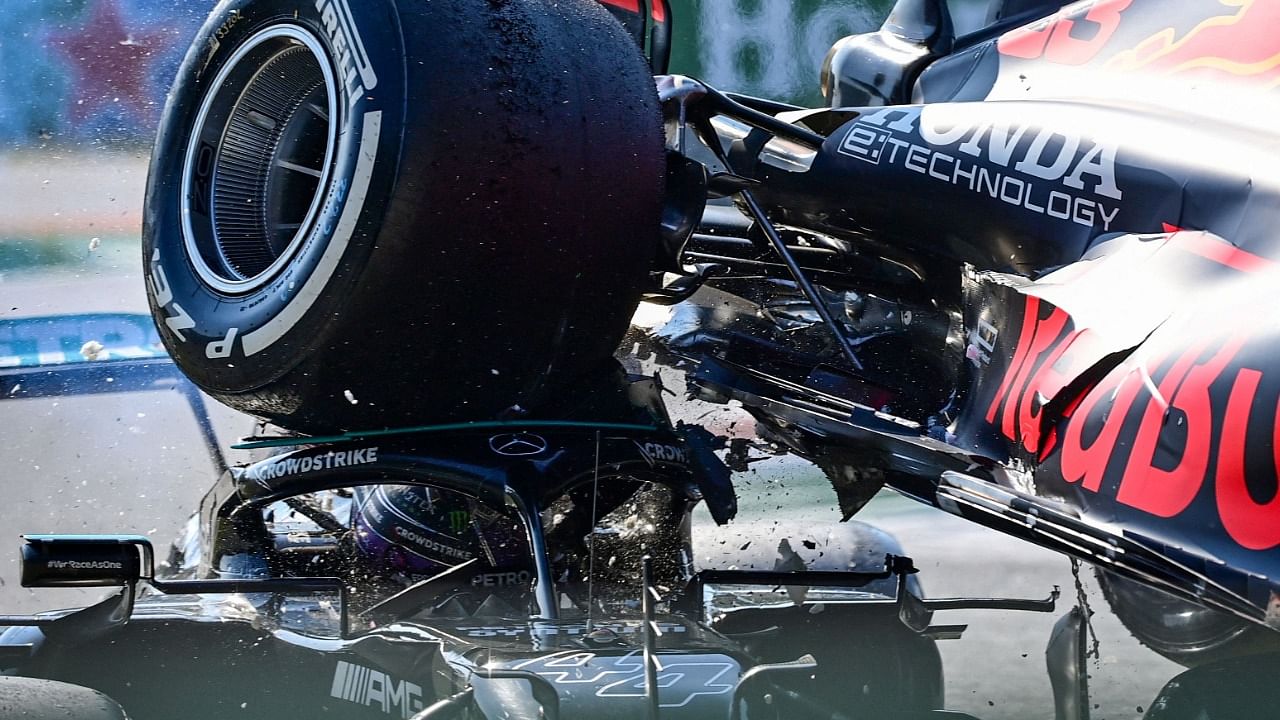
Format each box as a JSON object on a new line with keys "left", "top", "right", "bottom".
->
{"left": 801, "top": 539, "right": 817, "bottom": 550}
{"left": 808, "top": 603, "right": 826, "bottom": 615}
{"left": 80, "top": 340, "right": 106, "bottom": 361}
{"left": 739, "top": 541, "right": 751, "bottom": 551}
{"left": 8, "top": 384, "right": 20, "bottom": 395}
{"left": 88, "top": 237, "right": 102, "bottom": 252}
{"left": 343, "top": 389, "right": 358, "bottom": 405}
{"left": 491, "top": 368, "right": 500, "bottom": 375}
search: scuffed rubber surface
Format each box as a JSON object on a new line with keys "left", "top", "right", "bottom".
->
{"left": 0, "top": 677, "right": 127, "bottom": 719}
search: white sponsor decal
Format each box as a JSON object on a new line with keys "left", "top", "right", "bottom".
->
{"left": 329, "top": 661, "right": 423, "bottom": 719}
{"left": 315, "top": 0, "right": 378, "bottom": 106}
{"left": 512, "top": 651, "right": 737, "bottom": 709}
{"left": 967, "top": 318, "right": 1000, "bottom": 367}
{"left": 244, "top": 447, "right": 378, "bottom": 482}
{"left": 392, "top": 524, "right": 472, "bottom": 561}
{"left": 839, "top": 107, "right": 1123, "bottom": 231}
{"left": 635, "top": 441, "right": 688, "bottom": 466}
{"left": 471, "top": 570, "right": 531, "bottom": 588}
{"left": 47, "top": 560, "right": 123, "bottom": 570}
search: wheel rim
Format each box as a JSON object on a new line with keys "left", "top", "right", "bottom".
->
{"left": 181, "top": 26, "right": 338, "bottom": 295}
{"left": 1101, "top": 570, "right": 1249, "bottom": 656}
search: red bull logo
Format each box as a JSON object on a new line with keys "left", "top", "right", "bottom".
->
{"left": 1105, "top": 0, "right": 1280, "bottom": 85}
{"left": 998, "top": 0, "right": 1280, "bottom": 87}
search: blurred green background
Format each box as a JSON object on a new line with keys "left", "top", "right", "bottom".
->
{"left": 666, "top": 0, "right": 894, "bottom": 106}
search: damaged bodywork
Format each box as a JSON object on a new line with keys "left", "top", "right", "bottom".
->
{"left": 640, "top": 0, "right": 1280, "bottom": 636}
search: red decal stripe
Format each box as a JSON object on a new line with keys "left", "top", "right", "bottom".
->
{"left": 599, "top": 0, "right": 664, "bottom": 23}
{"left": 1173, "top": 232, "right": 1275, "bottom": 274}
{"left": 986, "top": 297, "right": 1043, "bottom": 426}
{"left": 599, "top": 0, "right": 640, "bottom": 12}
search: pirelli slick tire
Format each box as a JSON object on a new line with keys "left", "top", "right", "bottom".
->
{"left": 144, "top": 0, "right": 663, "bottom": 433}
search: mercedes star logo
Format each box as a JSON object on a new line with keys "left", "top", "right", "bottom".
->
{"left": 488, "top": 432, "right": 550, "bottom": 457}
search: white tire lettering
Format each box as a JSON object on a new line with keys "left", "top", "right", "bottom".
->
{"left": 149, "top": 249, "right": 173, "bottom": 306}
{"left": 206, "top": 328, "right": 240, "bottom": 359}
{"left": 164, "top": 303, "right": 196, "bottom": 342}
{"left": 149, "top": 252, "right": 196, "bottom": 343}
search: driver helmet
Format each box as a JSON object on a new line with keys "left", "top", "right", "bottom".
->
{"left": 351, "top": 484, "right": 527, "bottom": 577}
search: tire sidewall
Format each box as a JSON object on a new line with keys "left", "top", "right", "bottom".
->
{"left": 143, "top": 0, "right": 404, "bottom": 392}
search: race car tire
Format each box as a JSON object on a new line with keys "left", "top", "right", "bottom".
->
{"left": 1097, "top": 569, "right": 1280, "bottom": 667}
{"left": 144, "top": 0, "right": 663, "bottom": 432}
{"left": 0, "top": 677, "right": 127, "bottom": 719}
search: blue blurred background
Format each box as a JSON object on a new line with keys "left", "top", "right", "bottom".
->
{"left": 0, "top": 0, "right": 893, "bottom": 149}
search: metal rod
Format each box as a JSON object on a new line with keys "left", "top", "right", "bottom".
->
{"left": 586, "top": 430, "right": 601, "bottom": 631}
{"left": 923, "top": 593, "right": 1059, "bottom": 614}
{"left": 692, "top": 112, "right": 861, "bottom": 373}
{"left": 690, "top": 102, "right": 857, "bottom": 371}
{"left": 181, "top": 383, "right": 230, "bottom": 476}
{"left": 737, "top": 189, "right": 864, "bottom": 371}
{"left": 704, "top": 88, "right": 827, "bottom": 148}
{"left": 0, "top": 615, "right": 53, "bottom": 626}
{"left": 642, "top": 555, "right": 660, "bottom": 720}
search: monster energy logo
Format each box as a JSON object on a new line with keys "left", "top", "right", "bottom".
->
{"left": 448, "top": 510, "right": 470, "bottom": 534}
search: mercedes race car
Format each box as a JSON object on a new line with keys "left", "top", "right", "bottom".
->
{"left": 5, "top": 0, "right": 1280, "bottom": 717}
{"left": 0, "top": 319, "right": 1067, "bottom": 719}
